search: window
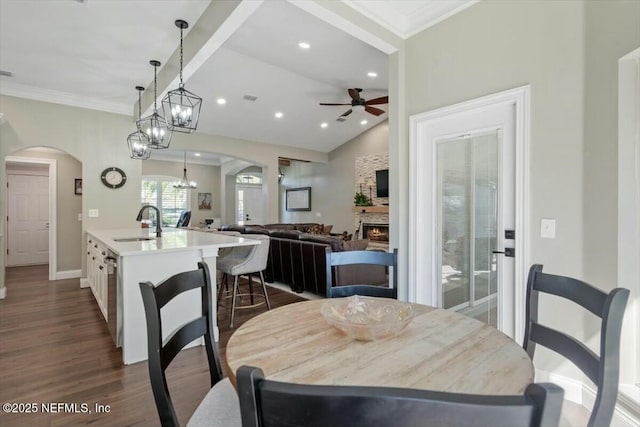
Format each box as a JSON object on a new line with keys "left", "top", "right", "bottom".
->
{"left": 141, "top": 176, "right": 190, "bottom": 227}
{"left": 235, "top": 173, "right": 262, "bottom": 185}
{"left": 237, "top": 189, "right": 244, "bottom": 225}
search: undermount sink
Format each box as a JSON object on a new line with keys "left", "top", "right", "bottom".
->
{"left": 113, "top": 237, "right": 156, "bottom": 242}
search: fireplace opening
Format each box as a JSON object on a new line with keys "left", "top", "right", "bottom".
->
{"left": 362, "top": 223, "right": 389, "bottom": 242}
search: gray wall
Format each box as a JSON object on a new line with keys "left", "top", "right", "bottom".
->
{"left": 141, "top": 159, "right": 222, "bottom": 227}
{"left": 404, "top": 0, "right": 639, "bottom": 384}
{"left": 0, "top": 94, "right": 329, "bottom": 290}
{"left": 8, "top": 149, "right": 83, "bottom": 272}
{"left": 583, "top": 0, "right": 640, "bottom": 287}
{"left": 1, "top": 95, "right": 143, "bottom": 282}
{"left": 280, "top": 121, "right": 388, "bottom": 233}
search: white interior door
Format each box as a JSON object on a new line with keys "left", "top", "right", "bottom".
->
{"left": 410, "top": 91, "right": 527, "bottom": 339}
{"left": 236, "top": 185, "right": 264, "bottom": 225}
{"left": 7, "top": 173, "right": 50, "bottom": 266}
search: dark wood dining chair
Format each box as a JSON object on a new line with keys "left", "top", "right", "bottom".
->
{"left": 325, "top": 248, "right": 398, "bottom": 298}
{"left": 139, "top": 262, "right": 241, "bottom": 427}
{"left": 523, "top": 264, "right": 630, "bottom": 427}
{"left": 236, "top": 365, "right": 564, "bottom": 427}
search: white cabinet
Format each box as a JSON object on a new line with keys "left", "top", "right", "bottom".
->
{"left": 86, "top": 236, "right": 108, "bottom": 321}
{"left": 86, "top": 228, "right": 258, "bottom": 364}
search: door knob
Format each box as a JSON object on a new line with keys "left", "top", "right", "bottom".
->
{"left": 492, "top": 248, "right": 515, "bottom": 257}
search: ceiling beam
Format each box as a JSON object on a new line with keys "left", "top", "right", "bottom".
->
{"left": 138, "top": 0, "right": 264, "bottom": 117}
{"left": 288, "top": 0, "right": 403, "bottom": 55}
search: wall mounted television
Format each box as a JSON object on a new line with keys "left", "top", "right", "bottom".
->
{"left": 376, "top": 169, "right": 389, "bottom": 198}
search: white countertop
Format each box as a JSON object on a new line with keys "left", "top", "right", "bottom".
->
{"left": 87, "top": 228, "right": 259, "bottom": 256}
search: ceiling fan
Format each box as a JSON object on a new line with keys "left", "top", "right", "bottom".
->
{"left": 319, "top": 88, "right": 388, "bottom": 120}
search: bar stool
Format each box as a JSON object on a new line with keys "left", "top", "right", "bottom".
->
{"left": 216, "top": 235, "right": 271, "bottom": 328}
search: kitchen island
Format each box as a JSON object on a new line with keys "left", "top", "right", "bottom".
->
{"left": 85, "top": 228, "right": 259, "bottom": 365}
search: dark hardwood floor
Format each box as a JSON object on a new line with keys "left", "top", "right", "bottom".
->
{"left": 0, "top": 265, "right": 305, "bottom": 426}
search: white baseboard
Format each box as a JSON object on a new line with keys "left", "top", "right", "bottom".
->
{"left": 80, "top": 278, "right": 90, "bottom": 289}
{"left": 536, "top": 370, "right": 640, "bottom": 427}
{"left": 56, "top": 269, "right": 81, "bottom": 280}
{"left": 0, "top": 286, "right": 6, "bottom": 299}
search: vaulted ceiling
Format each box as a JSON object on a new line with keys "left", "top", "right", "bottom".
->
{"left": 0, "top": 0, "right": 476, "bottom": 163}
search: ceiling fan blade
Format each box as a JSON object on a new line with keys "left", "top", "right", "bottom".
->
{"left": 365, "top": 96, "right": 388, "bottom": 105}
{"left": 348, "top": 88, "right": 361, "bottom": 101}
{"left": 340, "top": 109, "right": 353, "bottom": 117}
{"left": 365, "top": 106, "right": 385, "bottom": 116}
{"left": 320, "top": 103, "right": 351, "bottom": 106}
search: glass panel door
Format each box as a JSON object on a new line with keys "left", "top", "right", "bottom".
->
{"left": 437, "top": 130, "right": 500, "bottom": 327}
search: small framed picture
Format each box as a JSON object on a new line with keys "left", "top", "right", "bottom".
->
{"left": 286, "top": 187, "right": 311, "bottom": 211}
{"left": 74, "top": 178, "right": 82, "bottom": 195}
{"left": 198, "top": 192, "right": 212, "bottom": 210}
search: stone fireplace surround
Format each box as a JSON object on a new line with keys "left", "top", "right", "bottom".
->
{"left": 354, "top": 152, "right": 389, "bottom": 244}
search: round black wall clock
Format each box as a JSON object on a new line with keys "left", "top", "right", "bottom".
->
{"left": 101, "top": 167, "right": 127, "bottom": 189}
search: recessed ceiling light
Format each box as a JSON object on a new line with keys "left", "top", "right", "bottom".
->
{"left": 298, "top": 42, "right": 311, "bottom": 49}
{"left": 360, "top": 120, "right": 368, "bottom": 125}
{"left": 320, "top": 122, "right": 328, "bottom": 129}
{"left": 194, "top": 153, "right": 201, "bottom": 157}
{"left": 367, "top": 71, "right": 378, "bottom": 77}
{"left": 216, "top": 98, "right": 226, "bottom": 105}
{"left": 275, "top": 112, "right": 284, "bottom": 119}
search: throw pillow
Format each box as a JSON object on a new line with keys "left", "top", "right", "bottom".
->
{"left": 342, "top": 239, "right": 369, "bottom": 251}
{"left": 323, "top": 224, "right": 333, "bottom": 234}
{"left": 308, "top": 224, "right": 325, "bottom": 234}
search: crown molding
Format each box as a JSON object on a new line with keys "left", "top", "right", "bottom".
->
{"left": 0, "top": 81, "right": 131, "bottom": 115}
{"left": 342, "top": 0, "right": 479, "bottom": 39}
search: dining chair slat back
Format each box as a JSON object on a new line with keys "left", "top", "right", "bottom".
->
{"left": 523, "top": 264, "right": 630, "bottom": 427}
{"left": 236, "top": 365, "right": 564, "bottom": 427}
{"left": 139, "top": 262, "right": 240, "bottom": 427}
{"left": 325, "top": 248, "right": 398, "bottom": 298}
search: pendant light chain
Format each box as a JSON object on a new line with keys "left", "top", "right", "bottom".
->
{"left": 153, "top": 64, "right": 158, "bottom": 111}
{"left": 179, "top": 25, "right": 184, "bottom": 87}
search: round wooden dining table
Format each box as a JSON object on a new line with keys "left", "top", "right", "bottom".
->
{"left": 225, "top": 298, "right": 534, "bottom": 395}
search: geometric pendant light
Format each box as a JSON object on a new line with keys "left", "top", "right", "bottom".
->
{"left": 173, "top": 151, "right": 197, "bottom": 189}
{"left": 127, "top": 86, "right": 151, "bottom": 160}
{"left": 137, "top": 60, "right": 172, "bottom": 149}
{"left": 162, "top": 19, "right": 202, "bottom": 134}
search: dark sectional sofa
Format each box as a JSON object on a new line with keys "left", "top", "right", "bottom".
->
{"left": 220, "top": 223, "right": 385, "bottom": 296}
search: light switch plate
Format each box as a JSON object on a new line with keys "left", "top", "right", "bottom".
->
{"left": 316, "top": 212, "right": 322, "bottom": 217}
{"left": 88, "top": 209, "right": 99, "bottom": 218}
{"left": 540, "top": 218, "right": 556, "bottom": 238}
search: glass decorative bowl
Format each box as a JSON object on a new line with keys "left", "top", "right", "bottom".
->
{"left": 321, "top": 295, "right": 414, "bottom": 341}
